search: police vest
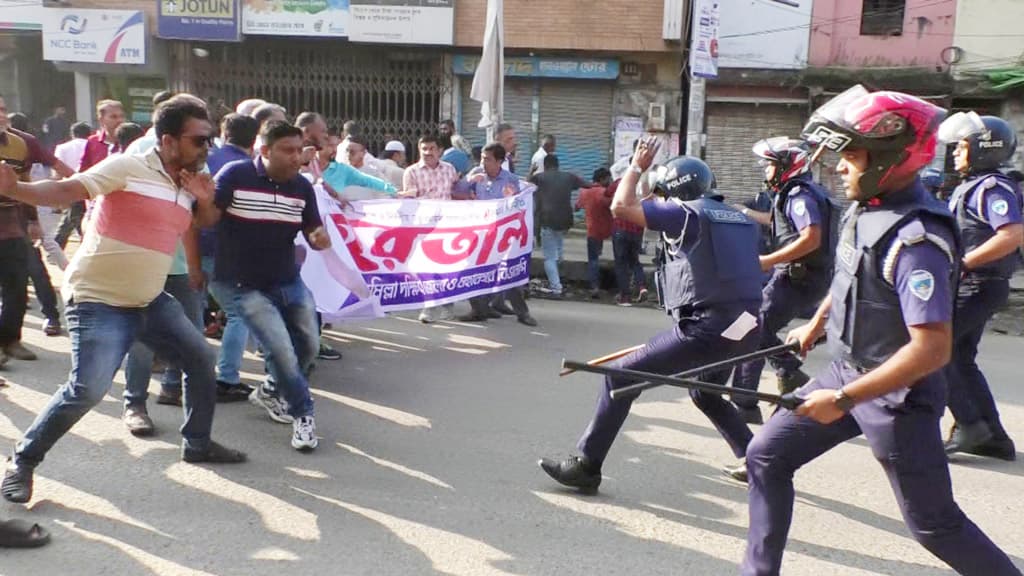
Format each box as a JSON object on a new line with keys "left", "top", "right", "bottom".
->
{"left": 827, "top": 188, "right": 959, "bottom": 370}
{"left": 658, "top": 197, "right": 763, "bottom": 318}
{"left": 770, "top": 177, "right": 838, "bottom": 280}
{"left": 949, "top": 171, "right": 1022, "bottom": 279}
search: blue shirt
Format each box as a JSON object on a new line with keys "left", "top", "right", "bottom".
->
{"left": 214, "top": 157, "right": 322, "bottom": 290}
{"left": 207, "top": 144, "right": 252, "bottom": 178}
{"left": 322, "top": 161, "right": 396, "bottom": 195}
{"left": 949, "top": 174, "right": 1023, "bottom": 231}
{"left": 455, "top": 168, "right": 520, "bottom": 200}
{"left": 442, "top": 148, "right": 472, "bottom": 176}
{"left": 783, "top": 186, "right": 823, "bottom": 232}
{"left": 642, "top": 198, "right": 700, "bottom": 244}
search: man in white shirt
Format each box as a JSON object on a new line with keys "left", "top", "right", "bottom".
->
{"left": 530, "top": 134, "right": 556, "bottom": 177}
{"left": 52, "top": 122, "right": 92, "bottom": 174}
{"left": 379, "top": 140, "right": 407, "bottom": 189}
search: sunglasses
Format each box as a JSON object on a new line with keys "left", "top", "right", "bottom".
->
{"left": 183, "top": 134, "right": 214, "bottom": 148}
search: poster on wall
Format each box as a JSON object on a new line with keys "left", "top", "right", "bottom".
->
{"left": 42, "top": 8, "right": 146, "bottom": 64}
{"left": 689, "top": 0, "right": 720, "bottom": 79}
{"left": 718, "top": 0, "right": 811, "bottom": 69}
{"left": 349, "top": 0, "right": 453, "bottom": 45}
{"left": 159, "top": 0, "right": 241, "bottom": 41}
{"left": 242, "top": 0, "right": 348, "bottom": 37}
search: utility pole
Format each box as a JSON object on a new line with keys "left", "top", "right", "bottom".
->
{"left": 680, "top": 0, "right": 710, "bottom": 158}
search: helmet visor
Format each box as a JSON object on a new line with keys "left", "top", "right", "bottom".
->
{"left": 751, "top": 136, "right": 791, "bottom": 160}
{"left": 938, "top": 111, "right": 985, "bottom": 143}
{"left": 802, "top": 85, "right": 870, "bottom": 152}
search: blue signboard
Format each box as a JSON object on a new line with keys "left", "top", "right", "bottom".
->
{"left": 158, "top": 0, "right": 241, "bottom": 42}
{"left": 452, "top": 55, "right": 619, "bottom": 80}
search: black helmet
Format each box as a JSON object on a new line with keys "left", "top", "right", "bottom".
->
{"left": 652, "top": 155, "right": 715, "bottom": 201}
{"left": 939, "top": 112, "right": 1017, "bottom": 172}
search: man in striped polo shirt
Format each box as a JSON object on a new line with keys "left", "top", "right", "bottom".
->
{"left": 203, "top": 120, "right": 333, "bottom": 452}
{"left": 0, "top": 95, "right": 246, "bottom": 504}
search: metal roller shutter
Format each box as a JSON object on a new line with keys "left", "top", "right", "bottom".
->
{"left": 460, "top": 78, "right": 536, "bottom": 171}
{"left": 538, "top": 80, "right": 614, "bottom": 179}
{"left": 704, "top": 102, "right": 807, "bottom": 205}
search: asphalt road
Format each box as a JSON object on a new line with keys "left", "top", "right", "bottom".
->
{"left": 2, "top": 298, "right": 1023, "bottom": 575}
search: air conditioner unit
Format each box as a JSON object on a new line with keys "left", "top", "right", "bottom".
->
{"left": 647, "top": 103, "right": 666, "bottom": 132}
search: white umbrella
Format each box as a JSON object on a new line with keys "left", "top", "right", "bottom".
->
{"left": 470, "top": 0, "right": 504, "bottom": 139}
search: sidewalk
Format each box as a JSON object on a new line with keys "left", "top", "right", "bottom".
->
{"left": 528, "top": 227, "right": 659, "bottom": 291}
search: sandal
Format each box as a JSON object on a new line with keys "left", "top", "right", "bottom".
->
{"left": 1, "top": 465, "right": 33, "bottom": 503}
{"left": 0, "top": 519, "right": 50, "bottom": 548}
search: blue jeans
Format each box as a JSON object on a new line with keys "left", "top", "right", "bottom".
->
{"left": 612, "top": 230, "right": 645, "bottom": 298}
{"left": 15, "top": 293, "right": 216, "bottom": 467}
{"left": 541, "top": 227, "right": 565, "bottom": 293}
{"left": 204, "top": 256, "right": 251, "bottom": 386}
{"left": 123, "top": 274, "right": 203, "bottom": 407}
{"left": 212, "top": 278, "right": 318, "bottom": 419}
{"left": 586, "top": 237, "right": 604, "bottom": 290}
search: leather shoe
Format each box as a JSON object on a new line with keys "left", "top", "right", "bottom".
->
{"left": 945, "top": 421, "right": 994, "bottom": 456}
{"left": 965, "top": 436, "right": 1017, "bottom": 461}
{"left": 491, "top": 302, "right": 516, "bottom": 316}
{"left": 4, "top": 342, "right": 36, "bottom": 361}
{"left": 517, "top": 315, "right": 538, "bottom": 327}
{"left": 738, "top": 406, "right": 763, "bottom": 425}
{"left": 723, "top": 460, "right": 748, "bottom": 483}
{"left": 1, "top": 462, "right": 33, "bottom": 503}
{"left": 182, "top": 441, "right": 247, "bottom": 464}
{"left": 156, "top": 389, "right": 182, "bottom": 406}
{"left": 538, "top": 455, "right": 601, "bottom": 493}
{"left": 123, "top": 406, "right": 155, "bottom": 437}
{"left": 216, "top": 382, "right": 254, "bottom": 403}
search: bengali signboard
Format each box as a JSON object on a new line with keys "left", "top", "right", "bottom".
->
{"left": 690, "top": 0, "right": 720, "bottom": 79}
{"left": 158, "top": 0, "right": 241, "bottom": 41}
{"left": 242, "top": 0, "right": 348, "bottom": 37}
{"left": 349, "top": 0, "right": 453, "bottom": 45}
{"left": 301, "top": 187, "right": 534, "bottom": 320}
{"left": 452, "top": 55, "right": 619, "bottom": 80}
{"left": 42, "top": 8, "right": 146, "bottom": 65}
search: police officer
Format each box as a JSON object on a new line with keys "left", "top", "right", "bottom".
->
{"left": 742, "top": 86, "right": 1020, "bottom": 576}
{"left": 939, "top": 112, "right": 1022, "bottom": 461}
{"left": 538, "top": 141, "right": 763, "bottom": 493}
{"left": 733, "top": 138, "right": 837, "bottom": 425}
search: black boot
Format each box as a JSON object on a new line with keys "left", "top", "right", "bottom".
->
{"left": 966, "top": 435, "right": 1017, "bottom": 461}
{"left": 777, "top": 369, "right": 810, "bottom": 395}
{"left": 723, "top": 460, "right": 748, "bottom": 483}
{"left": 945, "top": 421, "right": 994, "bottom": 456}
{"left": 538, "top": 455, "right": 601, "bottom": 493}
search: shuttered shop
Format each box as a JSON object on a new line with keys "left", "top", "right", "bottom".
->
{"left": 460, "top": 78, "right": 536, "bottom": 169}
{"left": 538, "top": 80, "right": 613, "bottom": 178}
{"left": 704, "top": 102, "right": 807, "bottom": 204}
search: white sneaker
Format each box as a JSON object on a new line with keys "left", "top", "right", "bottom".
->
{"left": 249, "top": 385, "right": 294, "bottom": 424}
{"left": 291, "top": 416, "right": 318, "bottom": 451}
{"left": 418, "top": 309, "right": 434, "bottom": 324}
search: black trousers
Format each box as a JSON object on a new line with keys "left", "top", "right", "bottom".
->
{"left": 25, "top": 239, "right": 59, "bottom": 322}
{"left": 0, "top": 238, "right": 29, "bottom": 346}
{"left": 54, "top": 200, "right": 85, "bottom": 249}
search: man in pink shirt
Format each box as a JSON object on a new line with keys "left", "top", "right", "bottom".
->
{"left": 403, "top": 134, "right": 460, "bottom": 323}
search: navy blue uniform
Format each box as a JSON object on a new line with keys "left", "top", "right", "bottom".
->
{"left": 742, "top": 182, "right": 1020, "bottom": 576}
{"left": 577, "top": 196, "right": 763, "bottom": 466}
{"left": 734, "top": 175, "right": 835, "bottom": 403}
{"left": 945, "top": 172, "right": 1022, "bottom": 440}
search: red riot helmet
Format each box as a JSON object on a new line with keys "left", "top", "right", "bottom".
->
{"left": 801, "top": 85, "right": 947, "bottom": 198}
{"left": 751, "top": 136, "right": 812, "bottom": 191}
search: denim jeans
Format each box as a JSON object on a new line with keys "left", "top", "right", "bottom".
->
{"left": 540, "top": 227, "right": 566, "bottom": 293}
{"left": 14, "top": 293, "right": 217, "bottom": 467}
{"left": 612, "top": 230, "right": 646, "bottom": 298}
{"left": 586, "top": 237, "right": 604, "bottom": 290}
{"left": 212, "top": 277, "right": 318, "bottom": 419}
{"left": 204, "top": 256, "right": 251, "bottom": 386}
{"left": 123, "top": 274, "right": 203, "bottom": 407}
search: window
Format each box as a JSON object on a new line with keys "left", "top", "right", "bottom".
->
{"left": 860, "top": 0, "right": 906, "bottom": 36}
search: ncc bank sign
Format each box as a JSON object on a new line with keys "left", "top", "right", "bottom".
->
{"left": 43, "top": 9, "right": 146, "bottom": 64}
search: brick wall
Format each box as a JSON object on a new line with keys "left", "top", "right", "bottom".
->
{"left": 454, "top": 0, "right": 674, "bottom": 52}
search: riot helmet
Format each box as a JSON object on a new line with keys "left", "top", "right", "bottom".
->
{"left": 938, "top": 111, "right": 1017, "bottom": 173}
{"left": 652, "top": 156, "right": 715, "bottom": 201}
{"left": 752, "top": 136, "right": 812, "bottom": 191}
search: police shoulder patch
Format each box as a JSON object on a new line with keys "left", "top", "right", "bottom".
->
{"left": 908, "top": 269, "right": 935, "bottom": 302}
{"left": 792, "top": 199, "right": 807, "bottom": 217}
{"left": 992, "top": 198, "right": 1010, "bottom": 216}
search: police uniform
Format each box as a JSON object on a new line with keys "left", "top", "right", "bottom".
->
{"left": 576, "top": 194, "right": 764, "bottom": 470}
{"left": 734, "top": 175, "right": 835, "bottom": 403}
{"left": 742, "top": 182, "right": 1020, "bottom": 576}
{"left": 945, "top": 171, "right": 1022, "bottom": 444}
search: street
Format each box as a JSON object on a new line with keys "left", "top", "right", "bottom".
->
{"left": 2, "top": 298, "right": 1022, "bottom": 576}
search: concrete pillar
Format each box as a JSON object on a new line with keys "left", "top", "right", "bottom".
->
{"left": 74, "top": 71, "right": 92, "bottom": 125}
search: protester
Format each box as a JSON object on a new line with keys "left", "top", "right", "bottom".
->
{"left": 115, "top": 122, "right": 145, "bottom": 151}
{"left": 0, "top": 95, "right": 248, "bottom": 506}
{"left": 40, "top": 106, "right": 69, "bottom": 152}
{"left": 530, "top": 134, "right": 556, "bottom": 177}
{"left": 379, "top": 140, "right": 407, "bottom": 189}
{"left": 575, "top": 167, "right": 614, "bottom": 298}
{"left": 54, "top": 122, "right": 92, "bottom": 173}
{"left": 531, "top": 154, "right": 590, "bottom": 297}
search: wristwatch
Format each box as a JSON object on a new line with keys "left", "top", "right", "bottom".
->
{"left": 833, "top": 388, "right": 856, "bottom": 412}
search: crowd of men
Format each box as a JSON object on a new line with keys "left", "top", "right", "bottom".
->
{"left": 0, "top": 84, "right": 1021, "bottom": 575}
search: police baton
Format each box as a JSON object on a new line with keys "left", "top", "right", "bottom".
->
{"left": 563, "top": 341, "right": 801, "bottom": 399}
{"left": 562, "top": 356, "right": 803, "bottom": 410}
{"left": 558, "top": 344, "right": 646, "bottom": 377}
